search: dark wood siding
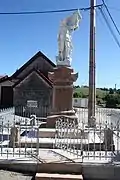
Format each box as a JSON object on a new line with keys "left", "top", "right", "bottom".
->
{"left": 13, "top": 72, "right": 52, "bottom": 117}
{"left": 1, "top": 86, "right": 13, "bottom": 107}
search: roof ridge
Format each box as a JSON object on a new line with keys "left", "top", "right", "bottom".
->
{"left": 11, "top": 51, "right": 56, "bottom": 78}
{"left": 13, "top": 68, "right": 53, "bottom": 88}
{"left": 36, "top": 69, "right": 53, "bottom": 85}
{"left": 0, "top": 75, "right": 9, "bottom": 83}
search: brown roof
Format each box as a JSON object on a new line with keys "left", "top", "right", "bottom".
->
{"left": 0, "top": 75, "right": 9, "bottom": 83}
{"left": 36, "top": 70, "right": 53, "bottom": 86}
{"left": 0, "top": 75, "right": 4, "bottom": 78}
{"left": 11, "top": 51, "right": 56, "bottom": 79}
{"left": 13, "top": 69, "right": 53, "bottom": 88}
{"left": 0, "top": 75, "right": 8, "bottom": 78}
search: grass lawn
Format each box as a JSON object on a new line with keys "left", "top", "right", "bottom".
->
{"left": 74, "top": 87, "right": 108, "bottom": 99}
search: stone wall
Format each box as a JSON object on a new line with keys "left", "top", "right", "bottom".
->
{"left": 13, "top": 72, "right": 52, "bottom": 117}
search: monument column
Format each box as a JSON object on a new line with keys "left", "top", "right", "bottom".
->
{"left": 49, "top": 66, "right": 78, "bottom": 114}
{"left": 46, "top": 10, "right": 82, "bottom": 128}
{"left": 47, "top": 66, "right": 78, "bottom": 128}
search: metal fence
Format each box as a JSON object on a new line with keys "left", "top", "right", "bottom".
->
{"left": 15, "top": 105, "right": 50, "bottom": 118}
{"left": 0, "top": 105, "right": 51, "bottom": 161}
{"left": 54, "top": 108, "right": 120, "bottom": 163}
{"left": 0, "top": 107, "right": 120, "bottom": 163}
{"left": 0, "top": 108, "right": 47, "bottom": 161}
{"left": 0, "top": 107, "right": 15, "bottom": 126}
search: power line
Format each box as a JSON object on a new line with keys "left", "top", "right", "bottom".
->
{"left": 96, "top": 8, "right": 105, "bottom": 27}
{"left": 108, "top": 6, "right": 120, "bottom": 12}
{"left": 102, "top": 0, "right": 120, "bottom": 37}
{"left": 0, "top": 4, "right": 102, "bottom": 15}
{"left": 99, "top": 7, "right": 120, "bottom": 49}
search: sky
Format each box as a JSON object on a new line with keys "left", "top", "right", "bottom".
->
{"left": 0, "top": 0, "right": 120, "bottom": 88}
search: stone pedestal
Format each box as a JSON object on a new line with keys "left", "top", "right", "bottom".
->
{"left": 47, "top": 66, "right": 78, "bottom": 128}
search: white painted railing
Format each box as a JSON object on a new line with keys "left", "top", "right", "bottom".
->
{"left": 55, "top": 108, "right": 120, "bottom": 163}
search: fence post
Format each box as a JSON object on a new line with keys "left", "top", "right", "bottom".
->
{"left": 103, "top": 127, "right": 114, "bottom": 151}
{"left": 36, "top": 126, "right": 39, "bottom": 158}
{"left": 9, "top": 125, "right": 20, "bottom": 148}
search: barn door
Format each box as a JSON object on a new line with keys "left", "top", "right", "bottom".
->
{"left": 1, "top": 86, "right": 13, "bottom": 108}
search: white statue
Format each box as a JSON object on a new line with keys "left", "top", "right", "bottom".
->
{"left": 56, "top": 10, "right": 82, "bottom": 66}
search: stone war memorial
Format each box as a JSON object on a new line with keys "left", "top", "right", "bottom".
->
{"left": 47, "top": 10, "right": 82, "bottom": 128}
{"left": 0, "top": 7, "right": 119, "bottom": 180}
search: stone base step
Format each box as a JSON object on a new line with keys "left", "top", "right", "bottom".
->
{"left": 35, "top": 173, "right": 83, "bottom": 180}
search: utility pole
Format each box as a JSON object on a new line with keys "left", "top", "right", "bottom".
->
{"left": 88, "top": 0, "right": 96, "bottom": 127}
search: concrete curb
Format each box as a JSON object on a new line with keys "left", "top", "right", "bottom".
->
{"left": 82, "top": 163, "right": 120, "bottom": 180}
{"left": 0, "top": 160, "right": 120, "bottom": 180}
{"left": 0, "top": 161, "right": 82, "bottom": 174}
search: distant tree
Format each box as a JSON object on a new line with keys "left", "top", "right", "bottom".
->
{"left": 104, "top": 94, "right": 118, "bottom": 108}
{"left": 117, "top": 89, "right": 120, "bottom": 94}
{"left": 81, "top": 94, "right": 88, "bottom": 98}
{"left": 73, "top": 92, "right": 79, "bottom": 98}
{"left": 74, "top": 85, "right": 80, "bottom": 88}
{"left": 73, "top": 92, "right": 87, "bottom": 98}
{"left": 100, "top": 87, "right": 109, "bottom": 91}
{"left": 83, "top": 85, "right": 88, "bottom": 88}
{"left": 97, "top": 99, "right": 101, "bottom": 105}
{"left": 109, "top": 88, "right": 114, "bottom": 94}
{"left": 96, "top": 95, "right": 99, "bottom": 99}
{"left": 73, "top": 92, "right": 83, "bottom": 98}
{"left": 116, "top": 94, "right": 120, "bottom": 104}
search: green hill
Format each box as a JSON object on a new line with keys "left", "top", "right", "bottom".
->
{"left": 74, "top": 86, "right": 120, "bottom": 108}
{"left": 74, "top": 87, "right": 108, "bottom": 98}
{"left": 74, "top": 87, "right": 109, "bottom": 106}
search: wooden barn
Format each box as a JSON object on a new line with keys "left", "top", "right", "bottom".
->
{"left": 0, "top": 51, "right": 56, "bottom": 117}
